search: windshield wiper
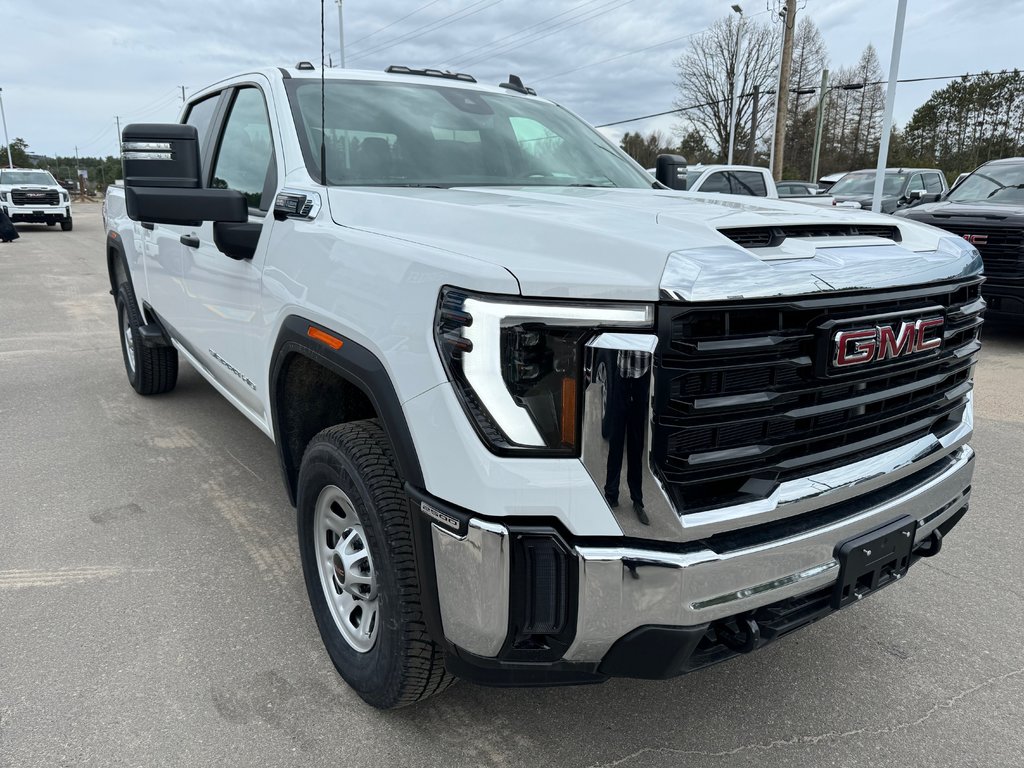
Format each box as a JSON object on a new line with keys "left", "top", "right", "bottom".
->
{"left": 987, "top": 184, "right": 1024, "bottom": 198}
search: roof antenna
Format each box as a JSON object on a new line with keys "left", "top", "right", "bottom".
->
{"left": 320, "top": 0, "right": 327, "bottom": 185}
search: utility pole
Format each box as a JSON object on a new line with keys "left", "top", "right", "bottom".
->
{"left": 727, "top": 5, "right": 744, "bottom": 165}
{"left": 115, "top": 115, "right": 122, "bottom": 157}
{"left": 870, "top": 0, "right": 908, "bottom": 213}
{"left": 810, "top": 69, "right": 829, "bottom": 183}
{"left": 180, "top": 86, "right": 186, "bottom": 103}
{"left": 75, "top": 145, "right": 84, "bottom": 200}
{"left": 770, "top": 0, "right": 797, "bottom": 181}
{"left": 747, "top": 84, "right": 760, "bottom": 166}
{"left": 336, "top": 0, "right": 346, "bottom": 68}
{"left": 0, "top": 87, "right": 13, "bottom": 168}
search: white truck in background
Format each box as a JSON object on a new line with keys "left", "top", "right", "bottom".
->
{"left": 683, "top": 164, "right": 837, "bottom": 207}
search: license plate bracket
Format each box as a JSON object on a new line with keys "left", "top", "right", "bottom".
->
{"left": 832, "top": 516, "right": 917, "bottom": 609}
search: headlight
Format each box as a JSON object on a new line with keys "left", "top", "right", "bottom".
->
{"left": 61, "top": 191, "right": 69, "bottom": 202}
{"left": 0, "top": 192, "right": 7, "bottom": 202}
{"left": 435, "top": 287, "right": 653, "bottom": 455}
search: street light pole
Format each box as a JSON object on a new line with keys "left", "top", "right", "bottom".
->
{"left": 870, "top": 0, "right": 908, "bottom": 214}
{"left": 727, "top": 5, "right": 744, "bottom": 165}
{"left": 336, "top": 0, "right": 346, "bottom": 68}
{"left": 767, "top": 5, "right": 787, "bottom": 175}
{"left": 0, "top": 87, "right": 13, "bottom": 169}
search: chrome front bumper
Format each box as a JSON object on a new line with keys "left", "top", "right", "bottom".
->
{"left": 430, "top": 441, "right": 974, "bottom": 662}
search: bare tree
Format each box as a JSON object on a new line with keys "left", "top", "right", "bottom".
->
{"left": 673, "top": 15, "right": 780, "bottom": 162}
{"left": 782, "top": 17, "right": 828, "bottom": 177}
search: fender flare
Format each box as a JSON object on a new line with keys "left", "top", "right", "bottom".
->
{"left": 105, "top": 231, "right": 129, "bottom": 297}
{"left": 269, "top": 315, "right": 425, "bottom": 505}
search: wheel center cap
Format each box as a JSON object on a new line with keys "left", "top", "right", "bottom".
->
{"left": 333, "top": 556, "right": 346, "bottom": 585}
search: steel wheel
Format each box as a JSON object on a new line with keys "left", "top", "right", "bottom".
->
{"left": 314, "top": 484, "right": 379, "bottom": 653}
{"left": 122, "top": 307, "right": 136, "bottom": 375}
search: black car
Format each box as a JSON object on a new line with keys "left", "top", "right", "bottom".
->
{"left": 896, "top": 157, "right": 1024, "bottom": 319}
{"left": 830, "top": 167, "right": 948, "bottom": 214}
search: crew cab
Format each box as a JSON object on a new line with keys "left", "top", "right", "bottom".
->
{"left": 654, "top": 163, "right": 836, "bottom": 207}
{"left": 0, "top": 168, "right": 73, "bottom": 230}
{"left": 896, "top": 157, "right": 1024, "bottom": 318}
{"left": 104, "top": 65, "right": 983, "bottom": 708}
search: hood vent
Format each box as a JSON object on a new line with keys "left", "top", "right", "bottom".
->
{"left": 720, "top": 224, "right": 902, "bottom": 249}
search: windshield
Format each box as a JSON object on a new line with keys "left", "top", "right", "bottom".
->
{"left": 285, "top": 80, "right": 653, "bottom": 189}
{"left": 947, "top": 162, "right": 1024, "bottom": 204}
{"left": 0, "top": 170, "right": 57, "bottom": 186}
{"left": 830, "top": 172, "right": 906, "bottom": 197}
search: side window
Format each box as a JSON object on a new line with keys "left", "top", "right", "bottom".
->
{"left": 730, "top": 171, "right": 768, "bottom": 196}
{"left": 184, "top": 94, "right": 219, "bottom": 152}
{"left": 210, "top": 87, "right": 275, "bottom": 211}
{"left": 924, "top": 173, "right": 944, "bottom": 193}
{"left": 906, "top": 173, "right": 925, "bottom": 195}
{"left": 701, "top": 172, "right": 731, "bottom": 193}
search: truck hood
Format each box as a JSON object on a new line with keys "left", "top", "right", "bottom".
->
{"left": 326, "top": 186, "right": 982, "bottom": 301}
{"left": 899, "top": 200, "right": 1024, "bottom": 220}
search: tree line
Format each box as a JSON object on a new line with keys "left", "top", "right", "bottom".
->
{"left": 622, "top": 13, "right": 1023, "bottom": 182}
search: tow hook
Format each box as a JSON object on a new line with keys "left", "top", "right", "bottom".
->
{"left": 915, "top": 528, "right": 943, "bottom": 558}
{"left": 717, "top": 617, "right": 761, "bottom": 654}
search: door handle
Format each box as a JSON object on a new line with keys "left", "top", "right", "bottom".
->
{"left": 180, "top": 234, "right": 200, "bottom": 248}
{"left": 140, "top": 222, "right": 154, "bottom": 231}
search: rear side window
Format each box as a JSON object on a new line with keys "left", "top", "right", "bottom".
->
{"left": 729, "top": 171, "right": 768, "bottom": 196}
{"left": 183, "top": 95, "right": 220, "bottom": 153}
{"left": 700, "top": 172, "right": 731, "bottom": 193}
{"left": 210, "top": 87, "right": 275, "bottom": 211}
{"left": 925, "top": 173, "right": 944, "bottom": 193}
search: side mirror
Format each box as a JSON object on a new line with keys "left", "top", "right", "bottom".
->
{"left": 908, "top": 189, "right": 925, "bottom": 201}
{"left": 121, "top": 122, "right": 247, "bottom": 226}
{"left": 655, "top": 154, "right": 688, "bottom": 190}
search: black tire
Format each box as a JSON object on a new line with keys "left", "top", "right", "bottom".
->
{"left": 297, "top": 420, "right": 453, "bottom": 709}
{"left": 116, "top": 282, "right": 177, "bottom": 395}
{"left": 47, "top": 221, "right": 56, "bottom": 227}
{"left": 60, "top": 218, "right": 73, "bottom": 231}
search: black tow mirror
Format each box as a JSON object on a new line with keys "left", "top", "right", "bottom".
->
{"left": 121, "top": 123, "right": 247, "bottom": 226}
{"left": 655, "top": 154, "right": 688, "bottom": 190}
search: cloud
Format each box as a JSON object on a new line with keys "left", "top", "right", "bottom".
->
{"left": 4, "top": 0, "right": 1020, "bottom": 160}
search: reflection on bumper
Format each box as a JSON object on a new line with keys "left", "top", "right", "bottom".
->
{"left": 429, "top": 444, "right": 974, "bottom": 664}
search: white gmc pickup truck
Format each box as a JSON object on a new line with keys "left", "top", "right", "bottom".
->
{"left": 104, "top": 65, "right": 983, "bottom": 709}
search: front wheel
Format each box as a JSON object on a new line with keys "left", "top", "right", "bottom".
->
{"left": 60, "top": 218, "right": 73, "bottom": 231}
{"left": 297, "top": 420, "right": 453, "bottom": 708}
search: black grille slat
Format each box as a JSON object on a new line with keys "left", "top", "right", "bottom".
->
{"left": 11, "top": 190, "right": 60, "bottom": 206}
{"left": 937, "top": 224, "right": 1024, "bottom": 280}
{"left": 652, "top": 278, "right": 983, "bottom": 515}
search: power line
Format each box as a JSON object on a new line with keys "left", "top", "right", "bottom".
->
{"left": 444, "top": 0, "right": 608, "bottom": 68}
{"left": 347, "top": 0, "right": 503, "bottom": 64}
{"left": 532, "top": 9, "right": 771, "bottom": 85}
{"left": 454, "top": 0, "right": 635, "bottom": 70}
{"left": 594, "top": 69, "right": 1019, "bottom": 129}
{"left": 339, "top": 0, "right": 446, "bottom": 55}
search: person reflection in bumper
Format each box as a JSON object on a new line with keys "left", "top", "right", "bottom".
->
{"left": 604, "top": 350, "right": 652, "bottom": 525}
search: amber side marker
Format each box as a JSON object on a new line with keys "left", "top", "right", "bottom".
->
{"left": 307, "top": 326, "right": 344, "bottom": 350}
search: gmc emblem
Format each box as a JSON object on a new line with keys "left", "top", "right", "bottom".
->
{"left": 962, "top": 234, "right": 988, "bottom": 245}
{"left": 833, "top": 318, "right": 944, "bottom": 368}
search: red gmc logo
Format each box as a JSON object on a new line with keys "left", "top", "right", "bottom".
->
{"left": 833, "top": 318, "right": 944, "bottom": 368}
{"left": 962, "top": 234, "right": 988, "bottom": 245}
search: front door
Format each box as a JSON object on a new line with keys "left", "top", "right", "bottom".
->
{"left": 177, "top": 84, "right": 278, "bottom": 423}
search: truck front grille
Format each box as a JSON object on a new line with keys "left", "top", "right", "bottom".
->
{"left": 934, "top": 224, "right": 1024, "bottom": 281}
{"left": 11, "top": 190, "right": 60, "bottom": 206}
{"left": 651, "top": 279, "right": 983, "bottom": 514}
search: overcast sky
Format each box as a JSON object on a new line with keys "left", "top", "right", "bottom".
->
{"left": 3, "top": 0, "right": 1020, "bottom": 160}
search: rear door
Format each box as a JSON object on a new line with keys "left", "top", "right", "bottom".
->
{"left": 176, "top": 82, "right": 279, "bottom": 421}
{"left": 143, "top": 92, "right": 225, "bottom": 324}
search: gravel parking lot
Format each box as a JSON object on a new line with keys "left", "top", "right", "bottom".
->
{"left": 2, "top": 204, "right": 1023, "bottom": 767}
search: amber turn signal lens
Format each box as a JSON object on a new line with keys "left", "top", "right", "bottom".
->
{"left": 307, "top": 326, "right": 344, "bottom": 350}
{"left": 560, "top": 376, "right": 577, "bottom": 448}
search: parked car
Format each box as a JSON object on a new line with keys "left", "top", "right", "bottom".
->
{"left": 778, "top": 180, "right": 822, "bottom": 197}
{"left": 817, "top": 171, "right": 848, "bottom": 191}
{"left": 0, "top": 168, "right": 73, "bottom": 230}
{"left": 105, "top": 64, "right": 982, "bottom": 708}
{"left": 896, "top": 156, "right": 1024, "bottom": 318}
{"left": 829, "top": 167, "right": 948, "bottom": 214}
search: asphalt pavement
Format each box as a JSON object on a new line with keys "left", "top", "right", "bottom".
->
{"left": 2, "top": 205, "right": 1022, "bottom": 767}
